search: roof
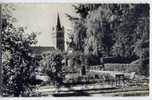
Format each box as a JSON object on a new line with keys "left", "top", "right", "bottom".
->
{"left": 31, "top": 46, "right": 55, "bottom": 55}
{"left": 57, "top": 13, "right": 61, "bottom": 29}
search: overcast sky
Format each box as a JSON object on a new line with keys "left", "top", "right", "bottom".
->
{"left": 11, "top": 3, "right": 77, "bottom": 48}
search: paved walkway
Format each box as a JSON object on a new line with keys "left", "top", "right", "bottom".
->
{"left": 34, "top": 83, "right": 149, "bottom": 97}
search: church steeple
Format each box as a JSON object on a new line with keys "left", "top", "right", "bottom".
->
{"left": 55, "top": 13, "right": 65, "bottom": 51}
{"left": 57, "top": 13, "right": 61, "bottom": 29}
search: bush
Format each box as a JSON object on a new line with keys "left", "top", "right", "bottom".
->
{"left": 40, "top": 50, "right": 64, "bottom": 87}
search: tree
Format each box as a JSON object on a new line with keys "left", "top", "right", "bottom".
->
{"left": 133, "top": 12, "right": 149, "bottom": 75}
{"left": 111, "top": 4, "right": 149, "bottom": 58}
{"left": 2, "top": 23, "right": 37, "bottom": 97}
{"left": 41, "top": 51, "right": 64, "bottom": 87}
{"left": 72, "top": 19, "right": 86, "bottom": 52}
{"left": 67, "top": 4, "right": 149, "bottom": 75}
{"left": 1, "top": 4, "right": 38, "bottom": 96}
{"left": 72, "top": 4, "right": 102, "bottom": 18}
{"left": 85, "top": 6, "right": 114, "bottom": 56}
{"left": 68, "top": 4, "right": 115, "bottom": 56}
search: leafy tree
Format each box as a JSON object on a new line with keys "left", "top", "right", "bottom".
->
{"left": 110, "top": 4, "right": 149, "bottom": 76}
{"left": 68, "top": 4, "right": 115, "bottom": 56}
{"left": 68, "top": 4, "right": 149, "bottom": 75}
{"left": 41, "top": 51, "right": 64, "bottom": 87}
{"left": 111, "top": 4, "right": 149, "bottom": 58}
{"left": 72, "top": 19, "right": 86, "bottom": 52}
{"left": 133, "top": 11, "right": 149, "bottom": 75}
{"left": 67, "top": 4, "right": 103, "bottom": 52}
{"left": 1, "top": 5, "right": 38, "bottom": 97}
{"left": 85, "top": 6, "right": 114, "bottom": 56}
{"left": 72, "top": 4, "right": 102, "bottom": 18}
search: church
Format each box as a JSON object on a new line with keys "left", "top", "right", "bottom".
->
{"left": 31, "top": 13, "right": 65, "bottom": 55}
{"left": 53, "top": 13, "right": 65, "bottom": 51}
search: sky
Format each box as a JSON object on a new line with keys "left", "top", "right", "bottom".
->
{"left": 11, "top": 3, "right": 77, "bottom": 49}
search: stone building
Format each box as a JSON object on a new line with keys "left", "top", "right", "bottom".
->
{"left": 54, "top": 13, "right": 65, "bottom": 51}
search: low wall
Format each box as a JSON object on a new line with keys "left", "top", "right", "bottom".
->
{"left": 89, "top": 64, "right": 141, "bottom": 74}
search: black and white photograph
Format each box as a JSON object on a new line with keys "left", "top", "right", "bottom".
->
{"left": 0, "top": 3, "right": 150, "bottom": 97}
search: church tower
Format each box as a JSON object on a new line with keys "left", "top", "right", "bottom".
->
{"left": 56, "top": 13, "right": 65, "bottom": 51}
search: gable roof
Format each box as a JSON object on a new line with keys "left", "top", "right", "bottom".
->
{"left": 31, "top": 46, "right": 55, "bottom": 55}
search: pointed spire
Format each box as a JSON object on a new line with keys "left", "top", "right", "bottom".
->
{"left": 57, "top": 13, "right": 61, "bottom": 29}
